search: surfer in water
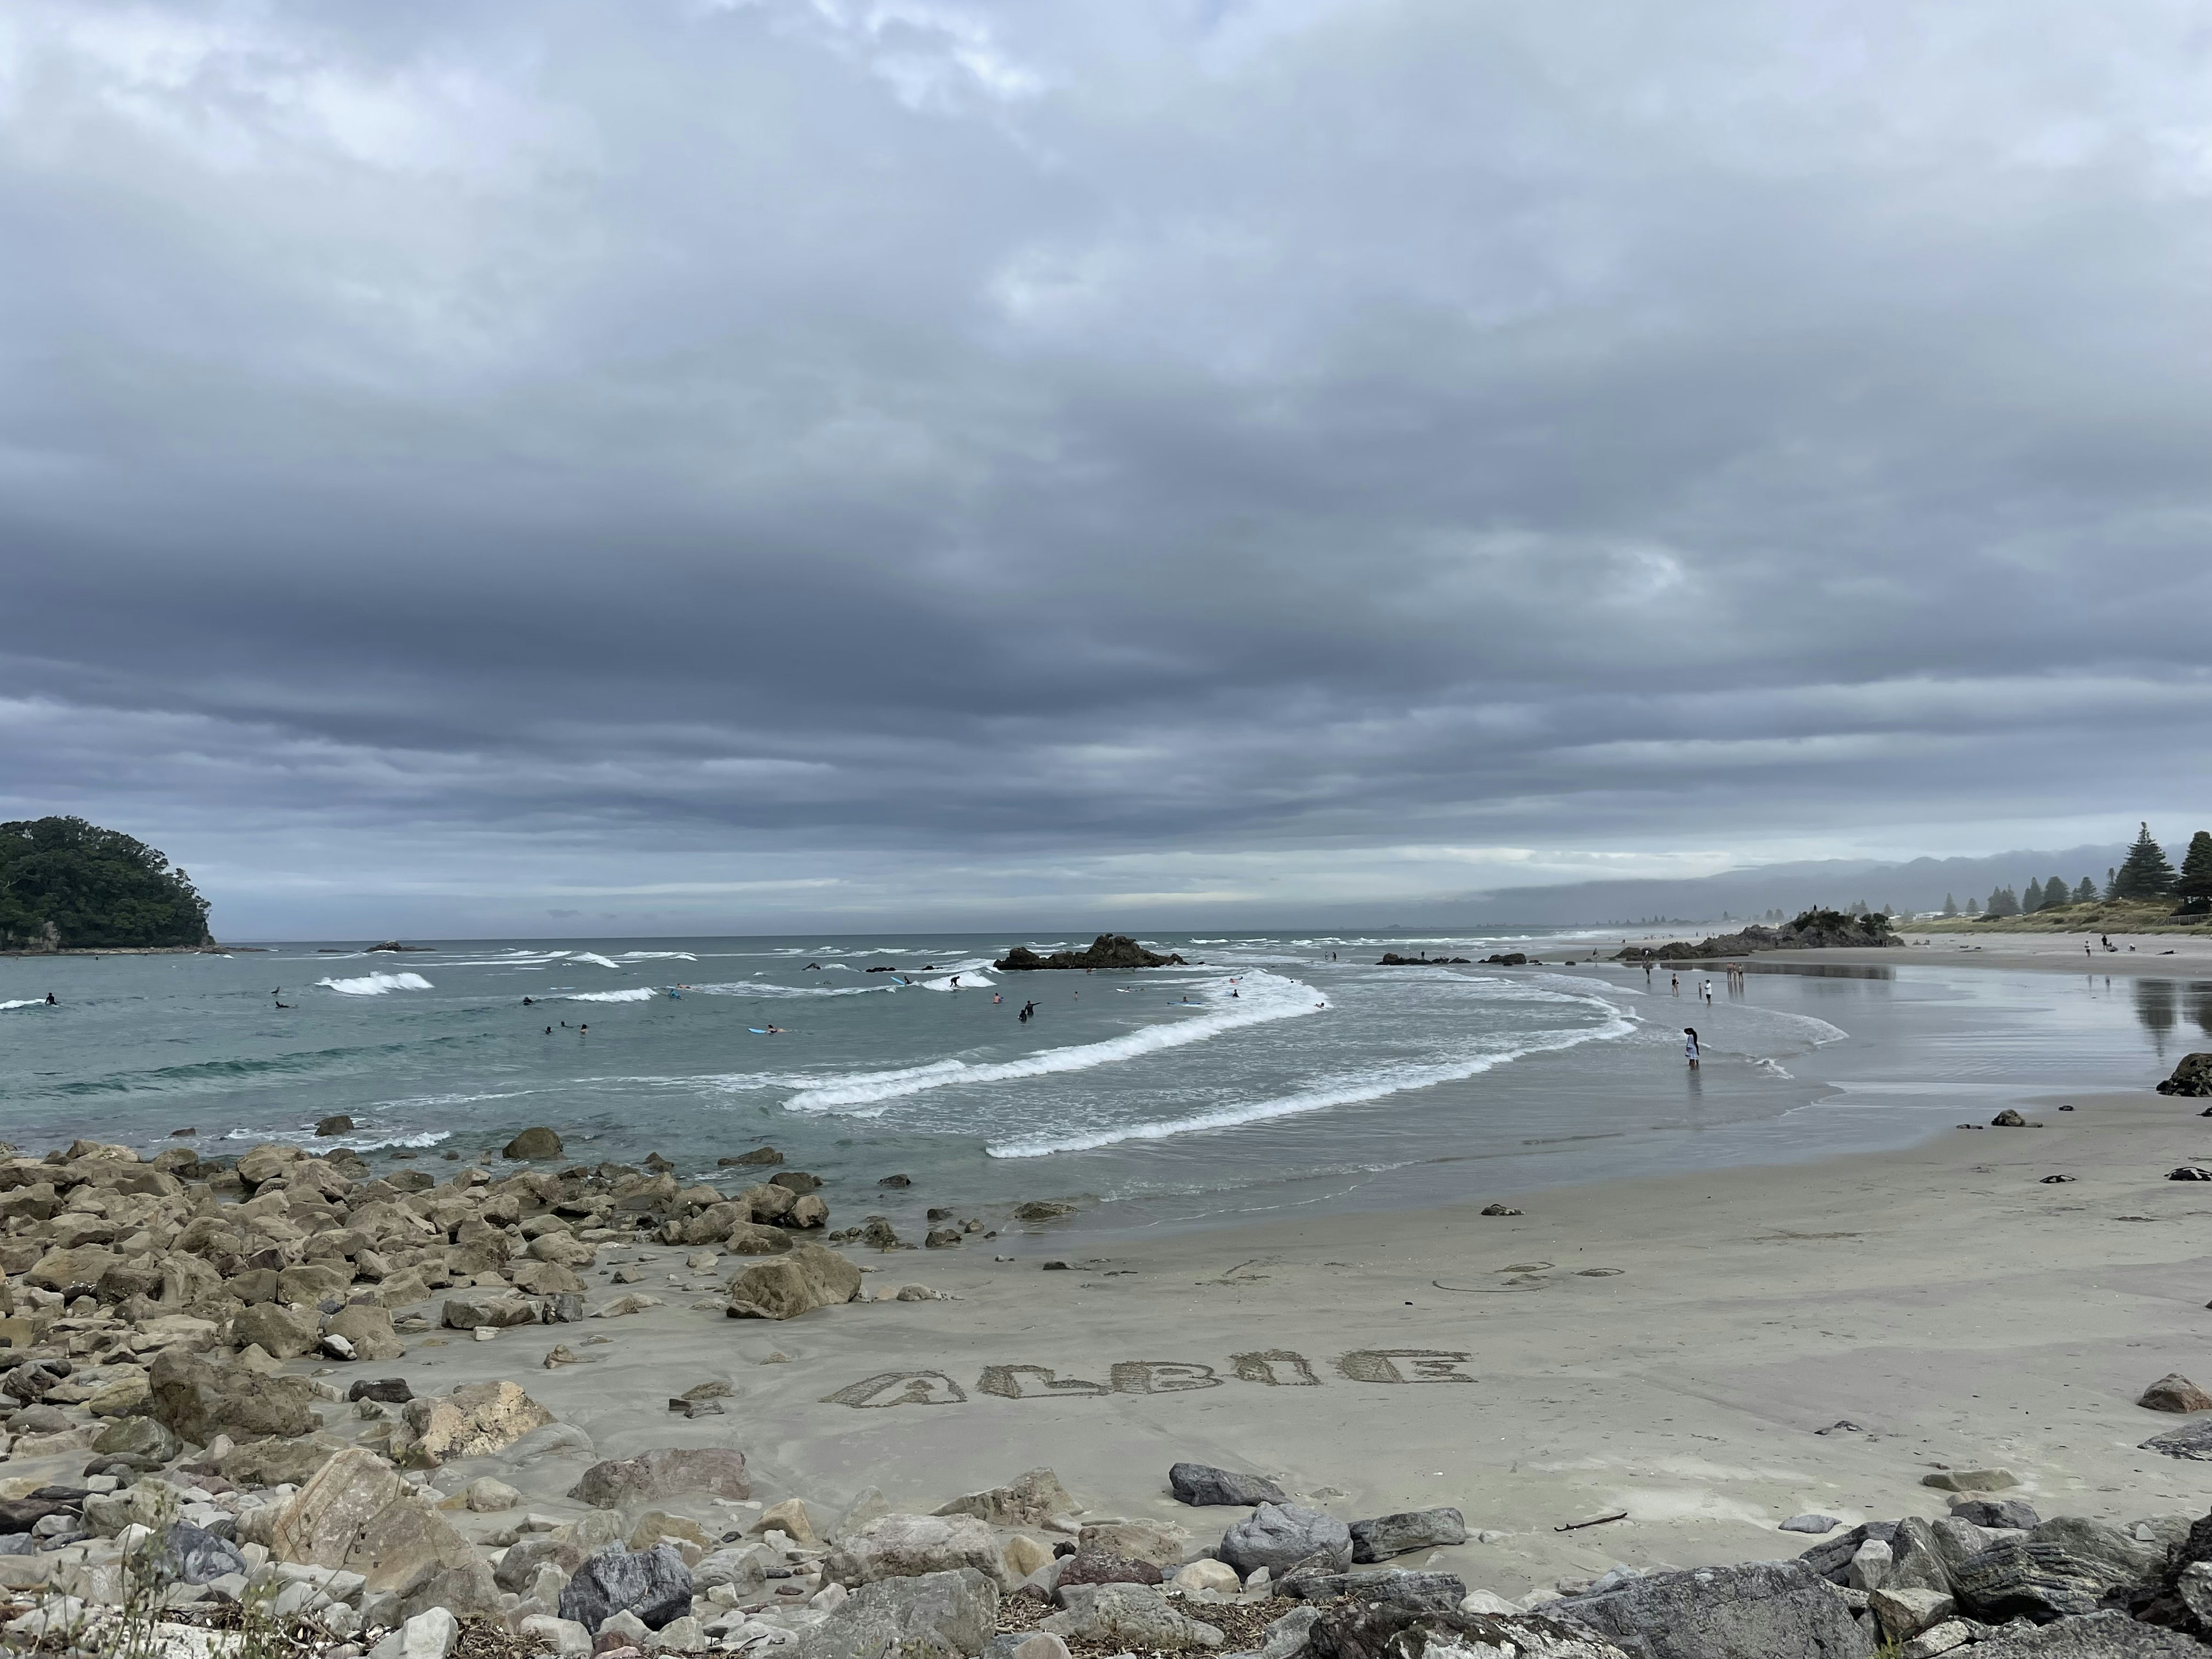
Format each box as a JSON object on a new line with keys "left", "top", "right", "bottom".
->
{"left": 1018, "top": 1000, "right": 1037, "bottom": 1024}
{"left": 1683, "top": 1027, "right": 1700, "bottom": 1069}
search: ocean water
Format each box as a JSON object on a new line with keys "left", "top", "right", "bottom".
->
{"left": 1, "top": 934, "right": 2203, "bottom": 1243}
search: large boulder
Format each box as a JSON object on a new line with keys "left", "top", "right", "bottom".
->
{"left": 1169, "top": 1463, "right": 1286, "bottom": 1508}
{"left": 2142, "top": 1374, "right": 2212, "bottom": 1414}
{"left": 1058, "top": 1552, "right": 1162, "bottom": 1589}
{"left": 936, "top": 1468, "right": 1076, "bottom": 1528}
{"left": 559, "top": 1544, "right": 694, "bottom": 1632}
{"left": 271, "top": 1447, "right": 406, "bottom": 1567}
{"left": 505, "top": 1127, "right": 565, "bottom": 1160}
{"left": 1974, "top": 1611, "right": 2212, "bottom": 1656}
{"left": 1077, "top": 1518, "right": 1190, "bottom": 1570}
{"left": 324, "top": 1303, "right": 406, "bottom": 1361}
{"left": 568, "top": 1446, "right": 751, "bottom": 1509}
{"left": 153, "top": 1522, "right": 248, "bottom": 1586}
{"left": 231, "top": 1302, "right": 320, "bottom": 1359}
{"left": 1551, "top": 1560, "right": 1874, "bottom": 1659}
{"left": 724, "top": 1244, "right": 863, "bottom": 1319}
{"left": 1280, "top": 1571, "right": 1467, "bottom": 1613}
{"left": 1220, "top": 1504, "right": 1354, "bottom": 1578}
{"left": 1350, "top": 1508, "right": 1467, "bottom": 1563}
{"left": 147, "top": 1346, "right": 319, "bottom": 1444}
{"left": 1951, "top": 1520, "right": 2164, "bottom": 1623}
{"left": 793, "top": 1567, "right": 999, "bottom": 1659}
{"left": 341, "top": 1497, "right": 502, "bottom": 1620}
{"left": 827, "top": 1514, "right": 1010, "bottom": 1589}
{"left": 440, "top": 1293, "right": 540, "bottom": 1331}
{"left": 2156, "top": 1055, "right": 2212, "bottom": 1097}
{"left": 389, "top": 1380, "right": 554, "bottom": 1468}
{"left": 1044, "top": 1582, "right": 1224, "bottom": 1650}
{"left": 88, "top": 1415, "right": 179, "bottom": 1472}
{"left": 1309, "top": 1600, "right": 1631, "bottom": 1659}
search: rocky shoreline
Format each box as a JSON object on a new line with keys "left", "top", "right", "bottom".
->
{"left": 6, "top": 1122, "right": 2212, "bottom": 1659}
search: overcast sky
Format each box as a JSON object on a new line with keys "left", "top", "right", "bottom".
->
{"left": 4, "top": 1, "right": 2209, "bottom": 938}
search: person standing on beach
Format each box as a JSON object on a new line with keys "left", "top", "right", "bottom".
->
{"left": 1684, "top": 1027, "right": 1700, "bottom": 1068}
{"left": 1670, "top": 973, "right": 1679, "bottom": 996}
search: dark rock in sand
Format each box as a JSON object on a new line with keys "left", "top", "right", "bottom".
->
{"left": 349, "top": 1377, "right": 415, "bottom": 1404}
{"left": 2169, "top": 1168, "right": 2212, "bottom": 1181}
{"left": 2141, "top": 1374, "right": 2212, "bottom": 1413}
{"left": 1975, "top": 1611, "right": 2209, "bottom": 1656}
{"left": 1377, "top": 953, "right": 1471, "bottom": 965}
{"left": 1615, "top": 910, "right": 1902, "bottom": 963}
{"left": 1949, "top": 1519, "right": 2163, "bottom": 1623}
{"left": 2156, "top": 1054, "right": 2212, "bottom": 1097}
{"left": 1308, "top": 1600, "right": 1631, "bottom": 1659}
{"left": 925, "top": 1228, "right": 963, "bottom": 1248}
{"left": 1993, "top": 1109, "right": 2028, "bottom": 1127}
{"left": 503, "top": 1126, "right": 564, "bottom": 1160}
{"left": 994, "top": 935, "right": 1187, "bottom": 971}
{"left": 1014, "top": 1200, "right": 1077, "bottom": 1221}
{"left": 1350, "top": 1508, "right": 1467, "bottom": 1562}
{"left": 1484, "top": 953, "right": 1529, "bottom": 966}
{"left": 1552, "top": 1559, "right": 1873, "bottom": 1659}
{"left": 1950, "top": 1499, "right": 2040, "bottom": 1531}
{"left": 560, "top": 1543, "right": 695, "bottom": 1631}
{"left": 148, "top": 1346, "right": 319, "bottom": 1444}
{"left": 1479, "top": 1203, "right": 1523, "bottom": 1217}
{"left": 570, "top": 1446, "right": 751, "bottom": 1509}
{"left": 1282, "top": 1569, "right": 1466, "bottom": 1612}
{"left": 314, "top": 1115, "right": 354, "bottom": 1137}
{"left": 2143, "top": 1420, "right": 2212, "bottom": 1461}
{"left": 1169, "top": 1463, "right": 1286, "bottom": 1508}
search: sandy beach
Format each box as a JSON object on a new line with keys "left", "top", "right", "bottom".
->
{"left": 369, "top": 1071, "right": 2212, "bottom": 1601}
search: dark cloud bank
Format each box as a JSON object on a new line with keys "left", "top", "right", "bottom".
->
{"left": 2, "top": 1, "right": 2207, "bottom": 937}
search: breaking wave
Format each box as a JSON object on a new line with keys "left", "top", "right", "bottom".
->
{"left": 565, "top": 987, "right": 658, "bottom": 1003}
{"left": 316, "top": 973, "right": 433, "bottom": 995}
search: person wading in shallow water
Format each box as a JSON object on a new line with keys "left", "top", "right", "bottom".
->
{"left": 1684, "top": 1027, "right": 1700, "bottom": 1069}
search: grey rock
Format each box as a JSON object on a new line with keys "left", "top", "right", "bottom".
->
{"left": 1950, "top": 1520, "right": 2164, "bottom": 1624}
{"left": 1781, "top": 1515, "right": 1842, "bottom": 1535}
{"left": 1971, "top": 1611, "right": 2212, "bottom": 1657}
{"left": 1307, "top": 1601, "right": 1631, "bottom": 1659}
{"left": 793, "top": 1567, "right": 999, "bottom": 1659}
{"left": 1043, "top": 1582, "right": 1225, "bottom": 1650}
{"left": 1055, "top": 1552, "right": 1161, "bottom": 1590}
{"left": 1800, "top": 1521, "right": 1903, "bottom": 1585}
{"left": 1951, "top": 1500, "right": 2041, "bottom": 1531}
{"left": 2141, "top": 1421, "right": 2212, "bottom": 1461}
{"left": 1262, "top": 1607, "right": 1320, "bottom": 1659}
{"left": 558, "top": 1543, "right": 694, "bottom": 1631}
{"left": 1350, "top": 1508, "right": 1467, "bottom": 1563}
{"left": 567, "top": 1446, "right": 749, "bottom": 1509}
{"left": 89, "top": 1415, "right": 180, "bottom": 1472}
{"left": 1552, "top": 1559, "right": 1874, "bottom": 1659}
{"left": 826, "top": 1513, "right": 1010, "bottom": 1589}
{"left": 1888, "top": 1518, "right": 1956, "bottom": 1594}
{"left": 935, "top": 1469, "right": 1077, "bottom": 1529}
{"left": 1221, "top": 1505, "right": 1354, "bottom": 1578}
{"left": 1171, "top": 1464, "right": 1289, "bottom": 1508}
{"left": 155, "top": 1522, "right": 247, "bottom": 1585}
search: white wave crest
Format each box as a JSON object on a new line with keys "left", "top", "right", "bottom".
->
{"left": 566, "top": 986, "right": 658, "bottom": 1003}
{"left": 570, "top": 952, "right": 624, "bottom": 970}
{"left": 687, "top": 981, "right": 891, "bottom": 999}
{"left": 615, "top": 950, "right": 698, "bottom": 961}
{"left": 921, "top": 972, "right": 993, "bottom": 990}
{"left": 782, "top": 971, "right": 1324, "bottom": 1114}
{"left": 224, "top": 1125, "right": 454, "bottom": 1150}
{"left": 317, "top": 972, "right": 433, "bottom": 995}
{"left": 988, "top": 1001, "right": 1637, "bottom": 1157}
{"left": 0, "top": 999, "right": 47, "bottom": 1012}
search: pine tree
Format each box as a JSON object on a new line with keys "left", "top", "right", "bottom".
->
{"left": 2040, "top": 876, "right": 2069, "bottom": 911}
{"left": 2180, "top": 831, "right": 2212, "bottom": 907}
{"left": 1987, "top": 885, "right": 2018, "bottom": 918}
{"left": 1942, "top": 893, "right": 1957, "bottom": 916}
{"left": 2105, "top": 866, "right": 2119, "bottom": 900}
{"left": 2022, "top": 878, "right": 2045, "bottom": 912}
{"left": 2113, "top": 823, "right": 2179, "bottom": 901}
{"left": 2074, "top": 876, "right": 2097, "bottom": 903}
{"left": 1967, "top": 896, "right": 1981, "bottom": 915}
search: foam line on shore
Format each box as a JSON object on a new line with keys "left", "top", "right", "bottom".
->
{"left": 781, "top": 971, "right": 1324, "bottom": 1114}
{"left": 987, "top": 997, "right": 1638, "bottom": 1157}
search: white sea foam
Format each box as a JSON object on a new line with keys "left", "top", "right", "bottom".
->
{"left": 781, "top": 971, "right": 1324, "bottom": 1114}
{"left": 988, "top": 999, "right": 1638, "bottom": 1157}
{"left": 688, "top": 981, "right": 891, "bottom": 999}
{"left": 565, "top": 986, "right": 658, "bottom": 1003}
{"left": 0, "top": 999, "right": 46, "bottom": 1012}
{"left": 921, "top": 972, "right": 993, "bottom": 990}
{"left": 615, "top": 951, "right": 698, "bottom": 961}
{"left": 224, "top": 1124, "right": 454, "bottom": 1150}
{"left": 316, "top": 972, "right": 433, "bottom": 995}
{"left": 570, "top": 952, "right": 624, "bottom": 970}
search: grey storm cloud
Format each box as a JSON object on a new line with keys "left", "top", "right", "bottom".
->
{"left": 2, "top": 0, "right": 2209, "bottom": 935}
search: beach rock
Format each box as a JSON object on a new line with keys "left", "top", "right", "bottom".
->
{"left": 2156, "top": 1055, "right": 2212, "bottom": 1097}
{"left": 343, "top": 1498, "right": 501, "bottom": 1620}
{"left": 1350, "top": 1507, "right": 1467, "bottom": 1562}
{"left": 724, "top": 1244, "right": 863, "bottom": 1319}
{"left": 1078, "top": 1518, "right": 1190, "bottom": 1569}
{"left": 88, "top": 1414, "right": 179, "bottom": 1472}
{"left": 1480, "top": 1203, "right": 1523, "bottom": 1217}
{"left": 994, "top": 935, "right": 1187, "bottom": 971}
{"left": 505, "top": 1127, "right": 565, "bottom": 1160}
{"left": 1952, "top": 1500, "right": 2040, "bottom": 1531}
{"left": 233, "top": 1302, "right": 320, "bottom": 1359}
{"left": 1173, "top": 1559, "right": 1243, "bottom": 1596}
{"left": 1551, "top": 1559, "right": 1874, "bottom": 1659}
{"left": 1171, "top": 1464, "right": 1287, "bottom": 1508}
{"left": 441, "top": 1292, "right": 540, "bottom": 1331}
{"left": 828, "top": 1513, "right": 1010, "bottom": 1589}
{"left": 1991, "top": 1109, "right": 2028, "bottom": 1127}
{"left": 793, "top": 1567, "right": 999, "bottom": 1659}
{"left": 937, "top": 1468, "right": 1075, "bottom": 1528}
{"left": 1782, "top": 1515, "right": 1842, "bottom": 1535}
{"left": 464, "top": 1476, "right": 521, "bottom": 1512}
{"left": 147, "top": 1347, "right": 319, "bottom": 1443}
{"left": 1900, "top": 1621, "right": 1976, "bottom": 1659}
{"left": 694, "top": 1546, "right": 772, "bottom": 1600}
{"left": 1972, "top": 1611, "right": 2211, "bottom": 1656}
{"left": 1306, "top": 1600, "right": 1632, "bottom": 1659}
{"left": 389, "top": 1379, "right": 554, "bottom": 1467}
{"left": 1949, "top": 1520, "right": 2163, "bottom": 1623}
{"left": 2145, "top": 1420, "right": 2212, "bottom": 1460}
{"left": 1221, "top": 1505, "right": 1353, "bottom": 1578}
{"left": 349, "top": 1377, "right": 414, "bottom": 1405}
{"left": 325, "top": 1304, "right": 404, "bottom": 1361}
{"left": 560, "top": 1543, "right": 694, "bottom": 1633}
{"left": 569, "top": 1447, "right": 750, "bottom": 1509}
{"left": 530, "top": 1232, "right": 599, "bottom": 1267}
{"left": 1281, "top": 1570, "right": 1468, "bottom": 1613}
{"left": 1012, "top": 1201, "right": 1076, "bottom": 1222}
{"left": 315, "top": 1115, "right": 355, "bottom": 1137}
{"left": 518, "top": 1617, "right": 593, "bottom": 1658}
{"left": 1057, "top": 1551, "right": 1163, "bottom": 1589}
{"left": 1044, "top": 1582, "right": 1224, "bottom": 1649}
{"left": 369, "top": 1607, "right": 458, "bottom": 1659}
{"left": 272, "top": 1446, "right": 406, "bottom": 1566}
{"left": 1922, "top": 1469, "right": 2020, "bottom": 1492}
{"left": 2141, "top": 1374, "right": 2212, "bottom": 1413}
{"left": 1868, "top": 1586, "right": 1955, "bottom": 1643}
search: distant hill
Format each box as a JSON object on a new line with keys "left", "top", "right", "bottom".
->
{"left": 0, "top": 817, "right": 213, "bottom": 951}
{"left": 1452, "top": 844, "right": 2133, "bottom": 927}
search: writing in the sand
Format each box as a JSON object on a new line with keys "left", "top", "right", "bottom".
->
{"left": 821, "top": 1349, "right": 1471, "bottom": 1408}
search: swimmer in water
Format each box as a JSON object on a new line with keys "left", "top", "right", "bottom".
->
{"left": 545, "top": 1026, "right": 552, "bottom": 1035}
{"left": 522, "top": 997, "right": 534, "bottom": 1006}
{"left": 1683, "top": 1027, "right": 1700, "bottom": 1069}
{"left": 47, "top": 992, "right": 58, "bottom": 1005}
{"left": 766, "top": 1024, "right": 785, "bottom": 1035}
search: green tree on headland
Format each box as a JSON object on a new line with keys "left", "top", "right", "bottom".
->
{"left": 2180, "top": 831, "right": 2212, "bottom": 908}
{"left": 2074, "top": 876, "right": 2098, "bottom": 904}
{"left": 0, "top": 817, "right": 211, "bottom": 950}
{"left": 2022, "top": 878, "right": 2045, "bottom": 912}
{"left": 1986, "top": 884, "right": 2019, "bottom": 918}
{"left": 2112, "top": 823, "right": 2178, "bottom": 901}
{"left": 2039, "top": 876, "right": 2070, "bottom": 911}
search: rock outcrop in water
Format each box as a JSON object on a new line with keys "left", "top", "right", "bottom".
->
{"left": 994, "top": 934, "right": 1187, "bottom": 970}
{"left": 1615, "top": 908, "right": 1903, "bottom": 963}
